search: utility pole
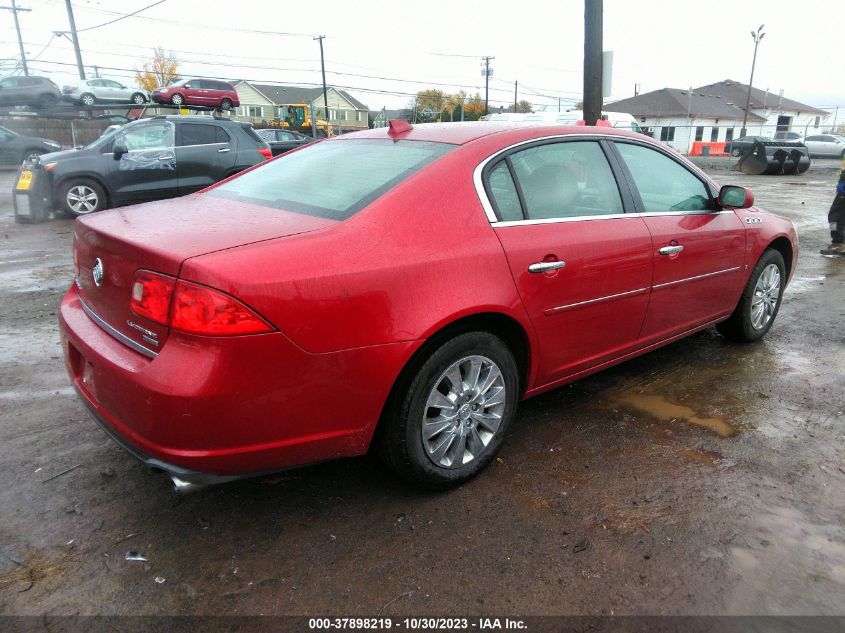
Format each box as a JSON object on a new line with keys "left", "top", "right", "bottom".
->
{"left": 1, "top": 0, "right": 31, "bottom": 76}
{"left": 481, "top": 56, "right": 494, "bottom": 116}
{"left": 583, "top": 0, "right": 603, "bottom": 126}
{"left": 514, "top": 80, "right": 517, "bottom": 113}
{"left": 63, "top": 0, "right": 85, "bottom": 79}
{"left": 314, "top": 35, "right": 329, "bottom": 132}
{"left": 741, "top": 24, "right": 765, "bottom": 136}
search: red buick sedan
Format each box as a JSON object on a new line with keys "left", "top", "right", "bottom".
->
{"left": 59, "top": 121, "right": 798, "bottom": 491}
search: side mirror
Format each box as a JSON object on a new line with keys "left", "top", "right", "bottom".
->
{"left": 719, "top": 185, "right": 754, "bottom": 209}
{"left": 113, "top": 142, "right": 128, "bottom": 160}
{"left": 184, "top": 84, "right": 192, "bottom": 89}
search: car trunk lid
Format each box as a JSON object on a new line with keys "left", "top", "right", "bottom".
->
{"left": 74, "top": 193, "right": 335, "bottom": 354}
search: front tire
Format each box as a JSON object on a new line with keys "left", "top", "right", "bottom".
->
{"left": 170, "top": 93, "right": 184, "bottom": 106}
{"left": 58, "top": 179, "right": 107, "bottom": 216}
{"left": 717, "top": 248, "right": 786, "bottom": 342}
{"left": 378, "top": 332, "right": 519, "bottom": 489}
{"left": 80, "top": 93, "right": 96, "bottom": 106}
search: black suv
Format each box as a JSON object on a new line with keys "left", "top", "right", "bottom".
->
{"left": 20, "top": 116, "right": 271, "bottom": 216}
{"left": 0, "top": 76, "right": 61, "bottom": 109}
{"left": 0, "top": 125, "right": 61, "bottom": 166}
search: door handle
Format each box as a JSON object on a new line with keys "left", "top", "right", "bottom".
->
{"left": 528, "top": 260, "right": 566, "bottom": 273}
{"left": 217, "top": 147, "right": 231, "bottom": 153}
{"left": 659, "top": 245, "right": 684, "bottom": 256}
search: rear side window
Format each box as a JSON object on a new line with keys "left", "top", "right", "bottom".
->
{"left": 209, "top": 139, "right": 454, "bottom": 221}
{"left": 507, "top": 141, "right": 623, "bottom": 219}
{"left": 486, "top": 162, "right": 522, "bottom": 221}
{"left": 241, "top": 125, "right": 264, "bottom": 145}
{"left": 179, "top": 123, "right": 220, "bottom": 146}
{"left": 215, "top": 127, "right": 230, "bottom": 143}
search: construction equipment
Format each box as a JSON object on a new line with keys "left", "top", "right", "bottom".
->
{"left": 272, "top": 104, "right": 333, "bottom": 137}
{"left": 734, "top": 140, "right": 811, "bottom": 175}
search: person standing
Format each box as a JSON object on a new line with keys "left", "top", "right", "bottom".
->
{"left": 822, "top": 162, "right": 845, "bottom": 255}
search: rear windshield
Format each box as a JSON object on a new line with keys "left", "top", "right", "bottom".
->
{"left": 207, "top": 139, "right": 454, "bottom": 221}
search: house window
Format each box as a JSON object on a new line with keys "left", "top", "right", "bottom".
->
{"left": 694, "top": 126, "right": 704, "bottom": 141}
{"left": 356, "top": 111, "right": 362, "bottom": 122}
{"left": 725, "top": 128, "right": 734, "bottom": 141}
{"left": 247, "top": 106, "right": 263, "bottom": 117}
{"left": 329, "top": 109, "right": 338, "bottom": 121}
{"left": 710, "top": 127, "right": 719, "bottom": 142}
{"left": 341, "top": 110, "right": 348, "bottom": 121}
{"left": 659, "top": 126, "right": 675, "bottom": 142}
{"left": 815, "top": 116, "right": 820, "bottom": 128}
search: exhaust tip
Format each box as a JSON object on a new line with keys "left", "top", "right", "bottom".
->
{"left": 171, "top": 476, "right": 205, "bottom": 494}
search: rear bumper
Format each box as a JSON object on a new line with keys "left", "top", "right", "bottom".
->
{"left": 59, "top": 283, "right": 418, "bottom": 479}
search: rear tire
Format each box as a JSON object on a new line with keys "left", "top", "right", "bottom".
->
{"left": 131, "top": 93, "right": 146, "bottom": 105}
{"left": 717, "top": 249, "right": 786, "bottom": 342}
{"left": 377, "top": 332, "right": 519, "bottom": 489}
{"left": 58, "top": 178, "right": 107, "bottom": 217}
{"left": 220, "top": 98, "right": 233, "bottom": 110}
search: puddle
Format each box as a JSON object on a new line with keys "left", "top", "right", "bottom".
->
{"left": 614, "top": 393, "right": 737, "bottom": 437}
{"left": 674, "top": 448, "right": 722, "bottom": 467}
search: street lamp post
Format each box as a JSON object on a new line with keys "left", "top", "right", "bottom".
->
{"left": 741, "top": 24, "right": 765, "bottom": 136}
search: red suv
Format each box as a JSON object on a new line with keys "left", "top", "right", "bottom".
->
{"left": 151, "top": 79, "right": 239, "bottom": 110}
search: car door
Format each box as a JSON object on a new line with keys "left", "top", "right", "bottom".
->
{"left": 0, "top": 126, "right": 19, "bottom": 164}
{"left": 108, "top": 120, "right": 178, "bottom": 203}
{"left": 485, "top": 138, "right": 653, "bottom": 386}
{"left": 803, "top": 135, "right": 825, "bottom": 156}
{"left": 609, "top": 140, "right": 746, "bottom": 345}
{"left": 175, "top": 122, "right": 234, "bottom": 194}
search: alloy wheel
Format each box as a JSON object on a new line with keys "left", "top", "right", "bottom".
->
{"left": 66, "top": 185, "right": 99, "bottom": 214}
{"left": 751, "top": 263, "right": 781, "bottom": 330}
{"left": 132, "top": 94, "right": 145, "bottom": 104}
{"left": 421, "top": 355, "right": 507, "bottom": 468}
{"left": 81, "top": 94, "right": 95, "bottom": 106}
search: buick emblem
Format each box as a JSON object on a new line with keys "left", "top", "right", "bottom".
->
{"left": 92, "top": 258, "right": 104, "bottom": 287}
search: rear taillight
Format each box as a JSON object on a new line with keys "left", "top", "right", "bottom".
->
{"left": 130, "top": 270, "right": 176, "bottom": 325}
{"left": 129, "top": 270, "right": 272, "bottom": 336}
{"left": 257, "top": 147, "right": 272, "bottom": 160}
{"left": 170, "top": 280, "right": 273, "bottom": 335}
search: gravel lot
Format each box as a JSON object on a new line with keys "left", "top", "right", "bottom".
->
{"left": 0, "top": 157, "right": 843, "bottom": 621}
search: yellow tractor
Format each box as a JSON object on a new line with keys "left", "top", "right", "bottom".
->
{"left": 272, "top": 104, "right": 333, "bottom": 138}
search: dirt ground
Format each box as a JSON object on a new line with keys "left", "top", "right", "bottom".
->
{"left": 0, "top": 157, "right": 843, "bottom": 620}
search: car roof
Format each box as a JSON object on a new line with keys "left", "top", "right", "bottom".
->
{"left": 148, "top": 115, "right": 241, "bottom": 124}
{"left": 341, "top": 121, "right": 648, "bottom": 145}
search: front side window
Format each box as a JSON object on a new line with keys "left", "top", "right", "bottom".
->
{"left": 615, "top": 142, "right": 711, "bottom": 212}
{"left": 209, "top": 139, "right": 454, "bottom": 221}
{"left": 116, "top": 121, "right": 175, "bottom": 151}
{"left": 505, "top": 141, "right": 623, "bottom": 220}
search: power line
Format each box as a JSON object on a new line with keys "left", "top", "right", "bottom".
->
{"left": 76, "top": 0, "right": 167, "bottom": 32}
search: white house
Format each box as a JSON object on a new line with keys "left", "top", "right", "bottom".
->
{"left": 605, "top": 79, "right": 828, "bottom": 154}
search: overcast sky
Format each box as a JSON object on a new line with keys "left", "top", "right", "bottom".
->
{"left": 2, "top": 0, "right": 843, "bottom": 117}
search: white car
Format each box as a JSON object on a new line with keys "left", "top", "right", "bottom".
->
{"left": 62, "top": 78, "right": 148, "bottom": 106}
{"left": 799, "top": 134, "right": 845, "bottom": 159}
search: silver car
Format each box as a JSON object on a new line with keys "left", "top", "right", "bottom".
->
{"left": 800, "top": 134, "right": 845, "bottom": 159}
{"left": 62, "top": 79, "right": 148, "bottom": 106}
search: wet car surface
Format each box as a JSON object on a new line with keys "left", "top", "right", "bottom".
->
{"left": 0, "top": 162, "right": 843, "bottom": 616}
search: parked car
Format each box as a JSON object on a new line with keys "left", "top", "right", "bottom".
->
{"left": 0, "top": 75, "right": 61, "bottom": 109}
{"left": 18, "top": 115, "right": 270, "bottom": 216}
{"left": 0, "top": 125, "right": 61, "bottom": 165}
{"left": 773, "top": 131, "right": 803, "bottom": 142}
{"left": 59, "top": 122, "right": 797, "bottom": 491}
{"left": 62, "top": 78, "right": 148, "bottom": 106}
{"left": 799, "top": 134, "right": 845, "bottom": 159}
{"left": 256, "top": 128, "right": 314, "bottom": 155}
{"left": 724, "top": 135, "right": 774, "bottom": 157}
{"left": 151, "top": 79, "right": 239, "bottom": 110}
